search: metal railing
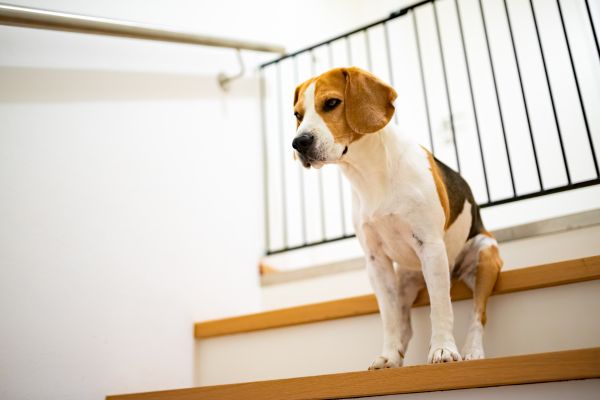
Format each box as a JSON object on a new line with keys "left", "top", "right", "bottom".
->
{"left": 0, "top": 3, "right": 284, "bottom": 53}
{"left": 261, "top": 0, "right": 599, "bottom": 255}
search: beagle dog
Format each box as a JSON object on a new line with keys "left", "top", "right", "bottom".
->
{"left": 292, "top": 67, "right": 503, "bottom": 367}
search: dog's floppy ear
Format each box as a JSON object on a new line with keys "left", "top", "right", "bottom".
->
{"left": 294, "top": 84, "right": 301, "bottom": 106}
{"left": 343, "top": 67, "right": 397, "bottom": 135}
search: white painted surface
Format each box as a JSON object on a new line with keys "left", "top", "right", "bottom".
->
{"left": 262, "top": 224, "right": 600, "bottom": 309}
{"left": 199, "top": 280, "right": 600, "bottom": 386}
{"left": 356, "top": 379, "right": 600, "bottom": 400}
{"left": 0, "top": 99, "right": 264, "bottom": 398}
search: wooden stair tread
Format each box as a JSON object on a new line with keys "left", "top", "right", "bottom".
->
{"left": 195, "top": 255, "right": 600, "bottom": 338}
{"left": 107, "top": 347, "right": 600, "bottom": 399}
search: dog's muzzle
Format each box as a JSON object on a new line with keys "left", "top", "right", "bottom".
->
{"left": 292, "top": 133, "right": 319, "bottom": 168}
{"left": 292, "top": 133, "right": 314, "bottom": 155}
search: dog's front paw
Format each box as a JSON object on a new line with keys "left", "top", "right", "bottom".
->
{"left": 368, "top": 351, "right": 403, "bottom": 370}
{"left": 462, "top": 346, "right": 485, "bottom": 360}
{"left": 428, "top": 343, "right": 461, "bottom": 364}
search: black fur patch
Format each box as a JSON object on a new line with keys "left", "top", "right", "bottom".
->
{"left": 411, "top": 232, "right": 424, "bottom": 247}
{"left": 433, "top": 157, "right": 485, "bottom": 239}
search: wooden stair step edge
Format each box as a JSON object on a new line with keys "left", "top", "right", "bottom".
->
{"left": 106, "top": 347, "right": 600, "bottom": 400}
{"left": 195, "top": 255, "right": 600, "bottom": 338}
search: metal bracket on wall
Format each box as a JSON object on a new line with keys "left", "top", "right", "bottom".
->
{"left": 218, "top": 49, "right": 245, "bottom": 92}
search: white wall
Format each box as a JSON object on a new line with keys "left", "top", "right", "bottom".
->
{"left": 0, "top": 1, "right": 412, "bottom": 399}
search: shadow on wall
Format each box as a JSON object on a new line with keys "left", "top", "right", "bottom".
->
{"left": 0, "top": 67, "right": 259, "bottom": 102}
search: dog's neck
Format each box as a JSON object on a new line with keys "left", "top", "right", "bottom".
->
{"left": 338, "top": 123, "right": 409, "bottom": 208}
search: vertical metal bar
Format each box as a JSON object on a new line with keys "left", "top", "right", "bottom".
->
{"left": 503, "top": 0, "right": 543, "bottom": 189}
{"left": 432, "top": 1, "right": 461, "bottom": 173}
{"left": 310, "top": 50, "right": 327, "bottom": 240}
{"left": 275, "top": 62, "right": 288, "bottom": 248}
{"left": 259, "top": 68, "right": 271, "bottom": 254}
{"left": 478, "top": 0, "right": 516, "bottom": 196}
{"left": 528, "top": 0, "right": 571, "bottom": 184}
{"left": 556, "top": 0, "right": 599, "bottom": 177}
{"left": 383, "top": 21, "right": 399, "bottom": 125}
{"left": 584, "top": 0, "right": 600, "bottom": 61}
{"left": 364, "top": 29, "right": 373, "bottom": 71}
{"left": 412, "top": 9, "right": 435, "bottom": 154}
{"left": 327, "top": 42, "right": 348, "bottom": 235}
{"left": 346, "top": 36, "right": 353, "bottom": 65}
{"left": 292, "top": 57, "right": 308, "bottom": 245}
{"left": 453, "top": 0, "right": 491, "bottom": 202}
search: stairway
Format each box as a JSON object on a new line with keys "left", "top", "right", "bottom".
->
{"left": 107, "top": 256, "right": 600, "bottom": 399}
{"left": 107, "top": 349, "right": 598, "bottom": 399}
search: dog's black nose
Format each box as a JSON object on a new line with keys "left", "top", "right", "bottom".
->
{"left": 292, "top": 133, "right": 314, "bottom": 154}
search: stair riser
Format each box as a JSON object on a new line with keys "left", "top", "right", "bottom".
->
{"left": 197, "top": 280, "right": 600, "bottom": 386}
{"left": 359, "top": 379, "right": 600, "bottom": 400}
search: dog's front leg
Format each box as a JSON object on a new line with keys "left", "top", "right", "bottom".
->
{"left": 416, "top": 237, "right": 461, "bottom": 363}
{"left": 366, "top": 253, "right": 406, "bottom": 370}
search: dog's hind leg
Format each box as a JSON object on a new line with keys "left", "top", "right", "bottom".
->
{"left": 459, "top": 234, "right": 503, "bottom": 360}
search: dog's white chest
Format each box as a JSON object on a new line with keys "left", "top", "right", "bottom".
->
{"left": 361, "top": 213, "right": 422, "bottom": 270}
{"left": 360, "top": 198, "right": 473, "bottom": 271}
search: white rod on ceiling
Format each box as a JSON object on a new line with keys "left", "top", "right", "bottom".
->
{"left": 0, "top": 3, "right": 285, "bottom": 54}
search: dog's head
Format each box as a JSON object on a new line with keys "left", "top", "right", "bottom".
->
{"left": 292, "top": 67, "right": 397, "bottom": 168}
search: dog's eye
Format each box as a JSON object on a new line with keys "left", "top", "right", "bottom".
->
{"left": 294, "top": 112, "right": 303, "bottom": 122}
{"left": 323, "top": 98, "right": 341, "bottom": 111}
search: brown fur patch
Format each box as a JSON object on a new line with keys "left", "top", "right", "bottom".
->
{"left": 474, "top": 245, "right": 503, "bottom": 325}
{"left": 423, "top": 148, "right": 451, "bottom": 230}
{"left": 293, "top": 67, "right": 397, "bottom": 144}
{"left": 338, "top": 67, "right": 397, "bottom": 135}
{"left": 423, "top": 150, "right": 486, "bottom": 239}
{"left": 314, "top": 69, "right": 352, "bottom": 143}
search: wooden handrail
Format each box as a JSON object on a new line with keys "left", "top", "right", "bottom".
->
{"left": 195, "top": 255, "right": 600, "bottom": 338}
{"left": 107, "top": 347, "right": 600, "bottom": 399}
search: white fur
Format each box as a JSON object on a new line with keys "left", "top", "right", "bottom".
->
{"left": 342, "top": 125, "right": 464, "bottom": 365}
{"left": 445, "top": 201, "right": 472, "bottom": 267}
{"left": 295, "top": 85, "right": 494, "bottom": 367}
